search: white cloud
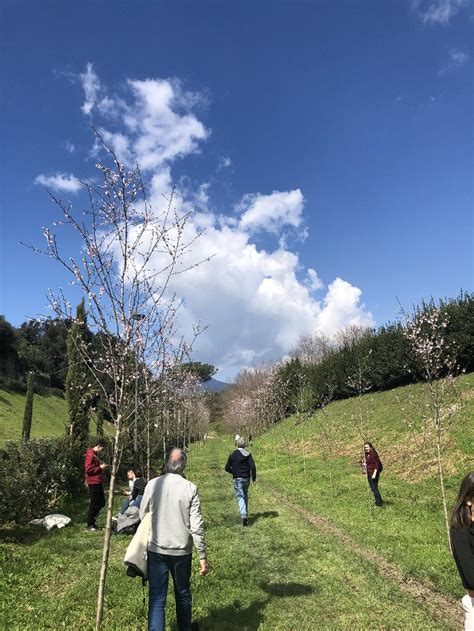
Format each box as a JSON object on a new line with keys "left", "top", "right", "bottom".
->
{"left": 439, "top": 48, "right": 470, "bottom": 74}
{"left": 72, "top": 66, "right": 374, "bottom": 379}
{"left": 315, "top": 278, "right": 374, "bottom": 337}
{"left": 412, "top": 0, "right": 466, "bottom": 25}
{"left": 218, "top": 156, "right": 232, "bottom": 169}
{"left": 80, "top": 63, "right": 100, "bottom": 115}
{"left": 238, "top": 189, "right": 304, "bottom": 234}
{"left": 35, "top": 172, "right": 82, "bottom": 193}
{"left": 306, "top": 268, "right": 324, "bottom": 291}
{"left": 65, "top": 141, "right": 75, "bottom": 153}
{"left": 125, "top": 203, "right": 373, "bottom": 379}
{"left": 78, "top": 69, "right": 210, "bottom": 172}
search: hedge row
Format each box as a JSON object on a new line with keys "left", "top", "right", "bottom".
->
{"left": 280, "top": 292, "right": 474, "bottom": 412}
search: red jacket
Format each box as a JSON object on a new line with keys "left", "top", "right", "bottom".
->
{"left": 85, "top": 448, "right": 104, "bottom": 485}
{"left": 365, "top": 450, "right": 382, "bottom": 476}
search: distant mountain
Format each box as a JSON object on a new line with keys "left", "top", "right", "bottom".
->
{"left": 201, "top": 377, "right": 230, "bottom": 393}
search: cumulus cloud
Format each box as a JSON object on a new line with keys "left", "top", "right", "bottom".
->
{"left": 78, "top": 67, "right": 210, "bottom": 172}
{"left": 71, "top": 65, "right": 374, "bottom": 379}
{"left": 35, "top": 172, "right": 82, "bottom": 193}
{"left": 125, "top": 203, "right": 373, "bottom": 378}
{"left": 411, "top": 0, "right": 466, "bottom": 25}
{"left": 439, "top": 48, "right": 470, "bottom": 74}
{"left": 238, "top": 189, "right": 304, "bottom": 234}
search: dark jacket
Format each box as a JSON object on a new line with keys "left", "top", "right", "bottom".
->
{"left": 85, "top": 448, "right": 104, "bottom": 485}
{"left": 225, "top": 448, "right": 256, "bottom": 481}
{"left": 451, "top": 523, "right": 474, "bottom": 590}
{"left": 132, "top": 477, "right": 147, "bottom": 500}
{"left": 365, "top": 450, "right": 382, "bottom": 476}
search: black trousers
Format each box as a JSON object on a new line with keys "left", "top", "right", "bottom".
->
{"left": 367, "top": 473, "right": 383, "bottom": 506}
{"left": 87, "top": 483, "right": 106, "bottom": 527}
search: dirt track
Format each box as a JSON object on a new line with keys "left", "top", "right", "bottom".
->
{"left": 265, "top": 484, "right": 463, "bottom": 630}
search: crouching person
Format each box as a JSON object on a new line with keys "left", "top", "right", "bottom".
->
{"left": 140, "top": 447, "right": 209, "bottom": 631}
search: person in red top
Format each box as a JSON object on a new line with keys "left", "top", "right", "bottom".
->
{"left": 85, "top": 439, "right": 108, "bottom": 531}
{"left": 363, "top": 442, "right": 383, "bottom": 507}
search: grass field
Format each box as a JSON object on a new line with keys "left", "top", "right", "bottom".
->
{"left": 1, "top": 374, "right": 472, "bottom": 629}
{"left": 0, "top": 388, "right": 113, "bottom": 444}
{"left": 0, "top": 388, "right": 69, "bottom": 443}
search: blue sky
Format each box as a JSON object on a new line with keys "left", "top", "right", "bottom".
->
{"left": 1, "top": 0, "right": 472, "bottom": 379}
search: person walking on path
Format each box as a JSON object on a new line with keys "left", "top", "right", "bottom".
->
{"left": 225, "top": 437, "right": 257, "bottom": 526}
{"left": 450, "top": 472, "right": 474, "bottom": 631}
{"left": 363, "top": 442, "right": 383, "bottom": 507}
{"left": 85, "top": 438, "right": 108, "bottom": 531}
{"left": 140, "top": 447, "right": 208, "bottom": 631}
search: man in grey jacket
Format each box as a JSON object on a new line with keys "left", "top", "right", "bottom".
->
{"left": 140, "top": 447, "right": 208, "bottom": 631}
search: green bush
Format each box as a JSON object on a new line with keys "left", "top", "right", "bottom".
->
{"left": 0, "top": 437, "right": 87, "bottom": 524}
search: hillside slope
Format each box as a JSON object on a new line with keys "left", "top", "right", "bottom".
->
{"left": 0, "top": 389, "right": 112, "bottom": 444}
{"left": 251, "top": 372, "right": 474, "bottom": 598}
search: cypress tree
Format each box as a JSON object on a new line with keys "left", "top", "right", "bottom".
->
{"left": 66, "top": 300, "right": 90, "bottom": 442}
{"left": 21, "top": 371, "right": 35, "bottom": 441}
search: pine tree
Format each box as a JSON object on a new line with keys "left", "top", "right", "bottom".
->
{"left": 21, "top": 371, "right": 35, "bottom": 441}
{"left": 66, "top": 300, "right": 90, "bottom": 442}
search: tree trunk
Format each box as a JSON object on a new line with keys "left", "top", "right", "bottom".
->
{"left": 22, "top": 372, "right": 35, "bottom": 442}
{"left": 95, "top": 422, "right": 121, "bottom": 630}
{"left": 133, "top": 374, "right": 139, "bottom": 468}
{"left": 435, "top": 409, "right": 452, "bottom": 553}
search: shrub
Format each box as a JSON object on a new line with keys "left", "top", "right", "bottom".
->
{"left": 0, "top": 437, "right": 87, "bottom": 524}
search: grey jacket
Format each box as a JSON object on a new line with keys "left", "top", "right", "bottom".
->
{"left": 139, "top": 473, "right": 207, "bottom": 560}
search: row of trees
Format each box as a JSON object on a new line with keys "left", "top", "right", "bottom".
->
{"left": 0, "top": 315, "right": 69, "bottom": 390}
{"left": 8, "top": 132, "right": 216, "bottom": 629}
{"left": 281, "top": 292, "right": 473, "bottom": 414}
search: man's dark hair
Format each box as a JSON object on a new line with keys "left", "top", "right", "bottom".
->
{"left": 94, "top": 439, "right": 107, "bottom": 448}
{"left": 134, "top": 468, "right": 142, "bottom": 477}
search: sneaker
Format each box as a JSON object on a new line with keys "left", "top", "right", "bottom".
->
{"left": 86, "top": 526, "right": 97, "bottom": 532}
{"left": 242, "top": 518, "right": 248, "bottom": 527}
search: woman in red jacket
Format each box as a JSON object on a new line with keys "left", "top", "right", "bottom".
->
{"left": 363, "top": 442, "right": 383, "bottom": 507}
{"left": 85, "top": 439, "right": 108, "bottom": 531}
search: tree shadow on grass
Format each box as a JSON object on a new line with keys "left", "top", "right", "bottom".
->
{"left": 0, "top": 524, "right": 56, "bottom": 545}
{"left": 176, "top": 582, "right": 316, "bottom": 631}
{"left": 248, "top": 511, "right": 279, "bottom": 525}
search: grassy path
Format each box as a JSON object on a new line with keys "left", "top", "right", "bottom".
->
{"left": 187, "top": 437, "right": 458, "bottom": 630}
{"left": 1, "top": 434, "right": 463, "bottom": 630}
{"left": 261, "top": 483, "right": 461, "bottom": 628}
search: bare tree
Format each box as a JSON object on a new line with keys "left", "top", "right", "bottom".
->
{"left": 402, "top": 303, "right": 462, "bottom": 552}
{"left": 291, "top": 332, "right": 333, "bottom": 366}
{"left": 27, "top": 135, "right": 208, "bottom": 629}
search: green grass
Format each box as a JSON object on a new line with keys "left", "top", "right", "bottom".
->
{"left": 0, "top": 388, "right": 69, "bottom": 443}
{"left": 1, "top": 433, "right": 465, "bottom": 630}
{"left": 254, "top": 372, "right": 474, "bottom": 599}
{"left": 0, "top": 388, "right": 113, "bottom": 444}
{"left": 1, "top": 375, "right": 471, "bottom": 629}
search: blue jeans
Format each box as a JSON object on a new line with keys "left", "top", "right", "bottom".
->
{"left": 367, "top": 473, "right": 383, "bottom": 506}
{"left": 119, "top": 494, "right": 143, "bottom": 514}
{"left": 147, "top": 551, "right": 192, "bottom": 631}
{"left": 233, "top": 478, "right": 250, "bottom": 518}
